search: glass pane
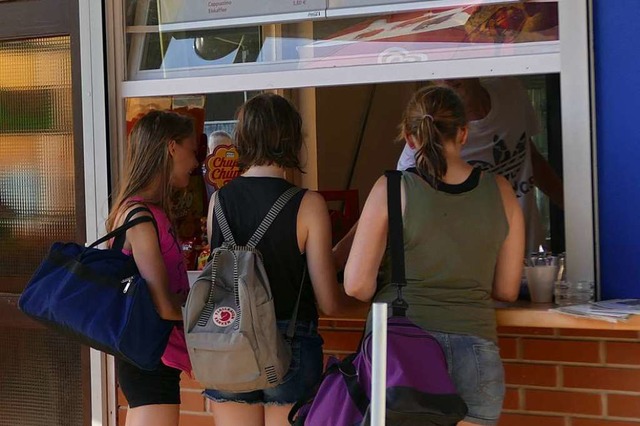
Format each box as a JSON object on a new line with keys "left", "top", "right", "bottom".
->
{"left": 0, "top": 36, "right": 77, "bottom": 293}
{"left": 0, "top": 325, "right": 84, "bottom": 426}
{"left": 125, "top": 0, "right": 559, "bottom": 80}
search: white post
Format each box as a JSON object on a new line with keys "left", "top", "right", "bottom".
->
{"left": 370, "top": 303, "right": 388, "bottom": 426}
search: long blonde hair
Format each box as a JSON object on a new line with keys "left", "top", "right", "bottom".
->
{"left": 106, "top": 110, "right": 194, "bottom": 231}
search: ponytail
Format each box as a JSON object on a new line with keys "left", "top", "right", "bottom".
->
{"left": 398, "top": 86, "right": 467, "bottom": 183}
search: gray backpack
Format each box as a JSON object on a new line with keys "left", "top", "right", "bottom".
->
{"left": 183, "top": 187, "right": 304, "bottom": 392}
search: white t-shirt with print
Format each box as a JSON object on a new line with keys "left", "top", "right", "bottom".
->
{"left": 397, "top": 77, "right": 543, "bottom": 252}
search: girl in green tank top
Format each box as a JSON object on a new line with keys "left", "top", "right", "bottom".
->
{"left": 343, "top": 86, "right": 525, "bottom": 426}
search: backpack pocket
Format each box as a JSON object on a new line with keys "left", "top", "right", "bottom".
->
{"left": 187, "top": 331, "right": 260, "bottom": 390}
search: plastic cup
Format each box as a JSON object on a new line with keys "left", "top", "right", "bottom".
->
{"left": 525, "top": 266, "right": 559, "bottom": 303}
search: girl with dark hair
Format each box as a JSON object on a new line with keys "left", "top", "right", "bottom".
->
{"left": 344, "top": 86, "right": 525, "bottom": 426}
{"left": 108, "top": 110, "right": 198, "bottom": 426}
{"left": 204, "top": 93, "right": 357, "bottom": 426}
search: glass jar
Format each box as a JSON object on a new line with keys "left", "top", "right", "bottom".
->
{"left": 554, "top": 280, "right": 595, "bottom": 306}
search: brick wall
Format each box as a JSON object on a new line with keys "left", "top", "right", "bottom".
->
{"left": 117, "top": 321, "right": 640, "bottom": 425}
{"left": 498, "top": 326, "right": 640, "bottom": 426}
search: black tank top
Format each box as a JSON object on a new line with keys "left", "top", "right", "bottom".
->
{"left": 211, "top": 176, "right": 318, "bottom": 322}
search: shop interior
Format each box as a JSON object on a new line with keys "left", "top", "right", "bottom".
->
{"left": 125, "top": 72, "right": 565, "bottom": 276}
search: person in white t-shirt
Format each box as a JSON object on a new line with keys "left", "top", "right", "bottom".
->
{"left": 396, "top": 77, "right": 563, "bottom": 253}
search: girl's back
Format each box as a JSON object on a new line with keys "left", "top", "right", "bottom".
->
{"left": 374, "top": 169, "right": 508, "bottom": 343}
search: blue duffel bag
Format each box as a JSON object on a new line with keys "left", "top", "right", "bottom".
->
{"left": 18, "top": 206, "right": 173, "bottom": 370}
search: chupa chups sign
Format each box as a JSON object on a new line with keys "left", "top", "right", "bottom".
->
{"left": 205, "top": 144, "right": 240, "bottom": 190}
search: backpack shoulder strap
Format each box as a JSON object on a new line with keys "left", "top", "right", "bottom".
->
{"left": 384, "top": 170, "right": 408, "bottom": 316}
{"left": 247, "top": 186, "right": 302, "bottom": 248}
{"left": 213, "top": 191, "right": 237, "bottom": 246}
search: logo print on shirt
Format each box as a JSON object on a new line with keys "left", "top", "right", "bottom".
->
{"left": 212, "top": 307, "right": 236, "bottom": 327}
{"left": 491, "top": 132, "right": 527, "bottom": 181}
{"left": 467, "top": 132, "right": 532, "bottom": 198}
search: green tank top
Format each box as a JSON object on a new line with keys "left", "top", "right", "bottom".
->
{"left": 373, "top": 170, "right": 508, "bottom": 343}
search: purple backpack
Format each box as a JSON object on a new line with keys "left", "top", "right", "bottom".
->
{"left": 289, "top": 171, "right": 468, "bottom": 426}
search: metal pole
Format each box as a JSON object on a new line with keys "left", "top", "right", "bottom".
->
{"left": 371, "top": 303, "right": 387, "bottom": 426}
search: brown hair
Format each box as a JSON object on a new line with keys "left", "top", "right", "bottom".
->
{"left": 234, "top": 93, "right": 303, "bottom": 172}
{"left": 106, "top": 110, "right": 194, "bottom": 231}
{"left": 398, "top": 86, "right": 467, "bottom": 181}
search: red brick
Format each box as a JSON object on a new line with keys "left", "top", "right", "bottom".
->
{"left": 498, "top": 337, "right": 518, "bottom": 359}
{"left": 571, "top": 419, "right": 640, "bottom": 426}
{"left": 558, "top": 329, "right": 639, "bottom": 339}
{"left": 178, "top": 413, "right": 214, "bottom": 426}
{"left": 504, "top": 363, "right": 557, "bottom": 387}
{"left": 563, "top": 366, "right": 640, "bottom": 392}
{"left": 524, "top": 389, "right": 602, "bottom": 415}
{"left": 503, "top": 387, "right": 519, "bottom": 410}
{"left": 319, "top": 330, "right": 361, "bottom": 352}
{"left": 328, "top": 320, "right": 366, "bottom": 329}
{"left": 497, "top": 327, "right": 555, "bottom": 336}
{"left": 606, "top": 341, "right": 640, "bottom": 365}
{"left": 522, "top": 339, "right": 600, "bottom": 363}
{"left": 498, "top": 413, "right": 564, "bottom": 426}
{"left": 317, "top": 319, "right": 336, "bottom": 328}
{"left": 607, "top": 394, "right": 640, "bottom": 418}
{"left": 180, "top": 390, "right": 206, "bottom": 412}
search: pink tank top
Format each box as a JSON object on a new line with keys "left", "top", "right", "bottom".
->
{"left": 121, "top": 198, "right": 192, "bottom": 374}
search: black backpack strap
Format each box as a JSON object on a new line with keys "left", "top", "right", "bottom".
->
{"left": 384, "top": 170, "right": 409, "bottom": 317}
{"left": 247, "top": 186, "right": 302, "bottom": 248}
{"left": 213, "top": 191, "right": 237, "bottom": 246}
{"left": 285, "top": 265, "right": 306, "bottom": 342}
{"left": 89, "top": 206, "right": 158, "bottom": 251}
{"left": 339, "top": 354, "right": 370, "bottom": 415}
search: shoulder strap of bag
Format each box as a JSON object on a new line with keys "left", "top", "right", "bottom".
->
{"left": 213, "top": 191, "right": 237, "bottom": 246}
{"left": 247, "top": 186, "right": 302, "bottom": 248}
{"left": 89, "top": 206, "right": 158, "bottom": 251}
{"left": 285, "top": 264, "right": 306, "bottom": 342}
{"left": 213, "top": 186, "right": 302, "bottom": 248}
{"left": 384, "top": 170, "right": 409, "bottom": 317}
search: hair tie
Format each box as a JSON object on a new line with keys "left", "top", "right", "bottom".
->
{"left": 422, "top": 114, "right": 434, "bottom": 122}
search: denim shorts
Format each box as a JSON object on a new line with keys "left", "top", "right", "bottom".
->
{"left": 429, "top": 331, "right": 505, "bottom": 425}
{"left": 203, "top": 320, "right": 323, "bottom": 406}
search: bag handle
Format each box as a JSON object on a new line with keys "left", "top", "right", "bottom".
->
{"left": 87, "top": 206, "right": 158, "bottom": 251}
{"left": 384, "top": 170, "right": 409, "bottom": 317}
{"left": 110, "top": 206, "right": 159, "bottom": 251}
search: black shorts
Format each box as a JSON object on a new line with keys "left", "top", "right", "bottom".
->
{"left": 117, "top": 359, "right": 181, "bottom": 408}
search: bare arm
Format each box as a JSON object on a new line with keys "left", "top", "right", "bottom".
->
{"left": 120, "top": 207, "right": 183, "bottom": 321}
{"left": 332, "top": 220, "right": 358, "bottom": 271}
{"left": 298, "top": 191, "right": 362, "bottom": 316}
{"left": 492, "top": 176, "right": 525, "bottom": 302}
{"left": 530, "top": 140, "right": 564, "bottom": 209}
{"left": 344, "top": 176, "right": 390, "bottom": 301}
